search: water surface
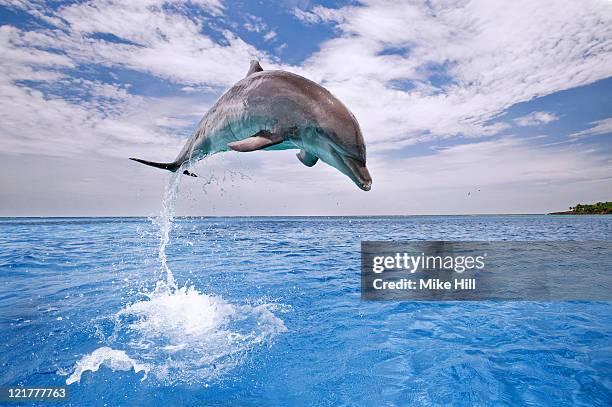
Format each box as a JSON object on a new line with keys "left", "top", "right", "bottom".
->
{"left": 0, "top": 215, "right": 610, "bottom": 405}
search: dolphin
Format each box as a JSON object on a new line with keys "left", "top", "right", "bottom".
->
{"left": 130, "top": 60, "right": 372, "bottom": 191}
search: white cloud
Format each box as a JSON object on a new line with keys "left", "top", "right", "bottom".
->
{"left": 263, "top": 30, "right": 277, "bottom": 42}
{"left": 385, "top": 137, "right": 612, "bottom": 190}
{"left": 0, "top": 75, "right": 191, "bottom": 159}
{"left": 293, "top": 6, "right": 347, "bottom": 25}
{"left": 1, "top": 0, "right": 266, "bottom": 87}
{"left": 3, "top": 0, "right": 611, "bottom": 155}
{"left": 514, "top": 111, "right": 559, "bottom": 127}
{"left": 56, "top": 2, "right": 265, "bottom": 87}
{"left": 569, "top": 118, "right": 612, "bottom": 138}
{"left": 0, "top": 0, "right": 268, "bottom": 161}
{"left": 293, "top": 0, "right": 612, "bottom": 148}
{"left": 0, "top": 22, "right": 209, "bottom": 160}
{"left": 244, "top": 14, "right": 267, "bottom": 33}
{"left": 0, "top": 25, "right": 73, "bottom": 81}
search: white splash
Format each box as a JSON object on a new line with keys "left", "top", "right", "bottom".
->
{"left": 66, "top": 169, "right": 287, "bottom": 386}
{"left": 69, "top": 285, "right": 286, "bottom": 385}
{"left": 120, "top": 285, "right": 286, "bottom": 384}
{"left": 66, "top": 347, "right": 149, "bottom": 385}
{"left": 153, "top": 171, "right": 181, "bottom": 289}
{"left": 119, "top": 285, "right": 236, "bottom": 341}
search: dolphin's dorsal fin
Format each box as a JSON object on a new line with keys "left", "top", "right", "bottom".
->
{"left": 246, "top": 60, "right": 263, "bottom": 77}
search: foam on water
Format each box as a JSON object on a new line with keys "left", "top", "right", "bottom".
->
{"left": 66, "top": 283, "right": 286, "bottom": 385}
{"left": 65, "top": 171, "right": 287, "bottom": 385}
{"left": 66, "top": 347, "right": 149, "bottom": 385}
{"left": 112, "top": 284, "right": 287, "bottom": 384}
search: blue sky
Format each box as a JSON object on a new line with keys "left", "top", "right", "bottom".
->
{"left": 0, "top": 0, "right": 611, "bottom": 216}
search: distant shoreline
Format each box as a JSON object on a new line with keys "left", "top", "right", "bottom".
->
{"left": 549, "top": 201, "right": 612, "bottom": 215}
{"left": 549, "top": 212, "right": 611, "bottom": 215}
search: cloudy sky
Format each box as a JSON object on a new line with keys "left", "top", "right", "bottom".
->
{"left": 1, "top": 0, "right": 611, "bottom": 216}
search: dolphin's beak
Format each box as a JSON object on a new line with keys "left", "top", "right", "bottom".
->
{"left": 343, "top": 156, "right": 372, "bottom": 191}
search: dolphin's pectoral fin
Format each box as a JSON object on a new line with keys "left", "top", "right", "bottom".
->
{"left": 227, "top": 131, "right": 284, "bottom": 152}
{"left": 296, "top": 149, "right": 318, "bottom": 167}
{"left": 246, "top": 60, "right": 263, "bottom": 77}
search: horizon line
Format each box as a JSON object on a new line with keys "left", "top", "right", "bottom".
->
{"left": 0, "top": 213, "right": 593, "bottom": 219}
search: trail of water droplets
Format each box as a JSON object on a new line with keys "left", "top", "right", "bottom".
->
{"left": 154, "top": 171, "right": 181, "bottom": 290}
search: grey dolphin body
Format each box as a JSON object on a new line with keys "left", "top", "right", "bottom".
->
{"left": 130, "top": 61, "right": 372, "bottom": 190}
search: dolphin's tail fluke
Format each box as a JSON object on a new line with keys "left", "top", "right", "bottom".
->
{"left": 129, "top": 157, "right": 197, "bottom": 177}
{"left": 129, "top": 157, "right": 178, "bottom": 171}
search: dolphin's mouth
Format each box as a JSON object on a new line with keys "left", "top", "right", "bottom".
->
{"left": 343, "top": 156, "right": 372, "bottom": 191}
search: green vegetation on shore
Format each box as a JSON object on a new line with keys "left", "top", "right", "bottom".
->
{"left": 550, "top": 201, "right": 612, "bottom": 215}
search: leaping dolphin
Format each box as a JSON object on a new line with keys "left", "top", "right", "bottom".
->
{"left": 130, "top": 61, "right": 372, "bottom": 191}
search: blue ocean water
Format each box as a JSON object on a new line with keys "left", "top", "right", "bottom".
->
{"left": 0, "top": 215, "right": 611, "bottom": 406}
